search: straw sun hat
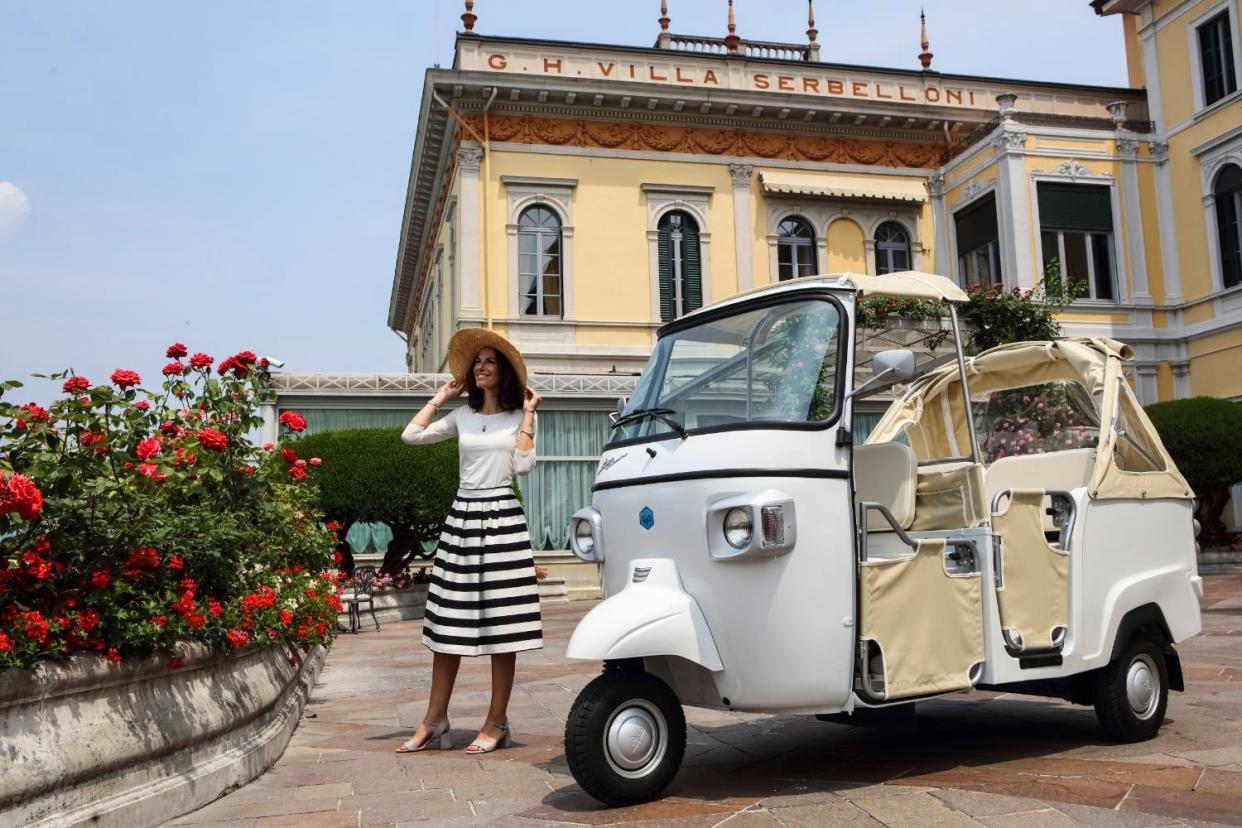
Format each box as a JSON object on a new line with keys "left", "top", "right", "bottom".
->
{"left": 446, "top": 328, "right": 528, "bottom": 389}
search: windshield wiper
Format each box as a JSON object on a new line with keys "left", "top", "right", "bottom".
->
{"left": 611, "top": 407, "right": 688, "bottom": 439}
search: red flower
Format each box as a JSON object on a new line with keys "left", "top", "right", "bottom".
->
{"left": 20, "top": 611, "right": 49, "bottom": 643}
{"left": 189, "top": 352, "right": 213, "bottom": 369}
{"left": 62, "top": 376, "right": 90, "bottom": 393}
{"left": 309, "top": 457, "right": 322, "bottom": 466}
{"left": 166, "top": 342, "right": 188, "bottom": 358}
{"left": 89, "top": 569, "right": 111, "bottom": 590}
{"left": 314, "top": 621, "right": 327, "bottom": 637}
{"left": 136, "top": 437, "right": 161, "bottom": 460}
{"left": 207, "top": 597, "right": 223, "bottom": 618}
{"left": 168, "top": 655, "right": 186, "bottom": 670}
{"left": 280, "top": 448, "right": 298, "bottom": 465}
{"left": 17, "top": 403, "right": 51, "bottom": 427}
{"left": 241, "top": 465, "right": 254, "bottom": 475}
{"left": 0, "top": 472, "right": 44, "bottom": 520}
{"left": 0, "top": 632, "right": 12, "bottom": 652}
{"left": 186, "top": 612, "right": 205, "bottom": 630}
{"left": 132, "top": 401, "right": 150, "bottom": 412}
{"left": 111, "top": 369, "right": 142, "bottom": 389}
{"left": 333, "top": 550, "right": 343, "bottom": 566}
{"left": 21, "top": 550, "right": 52, "bottom": 580}
{"left": 288, "top": 466, "right": 307, "bottom": 482}
{"left": 180, "top": 578, "right": 198, "bottom": 593}
{"left": 226, "top": 628, "right": 250, "bottom": 649}
{"left": 162, "top": 361, "right": 185, "bottom": 376}
{"left": 126, "top": 546, "right": 160, "bottom": 569}
{"left": 149, "top": 615, "right": 167, "bottom": 628}
{"left": 295, "top": 459, "right": 306, "bottom": 468}
{"left": 217, "top": 356, "right": 249, "bottom": 377}
{"left": 196, "top": 429, "right": 228, "bottom": 452}
{"left": 278, "top": 412, "right": 308, "bottom": 433}
{"left": 262, "top": 442, "right": 275, "bottom": 451}
{"left": 326, "top": 521, "right": 342, "bottom": 531}
{"left": 166, "top": 554, "right": 184, "bottom": 571}
{"left": 106, "top": 647, "right": 122, "bottom": 664}
{"left": 137, "top": 463, "right": 165, "bottom": 482}
{"left": 233, "top": 350, "right": 257, "bottom": 365}
{"left": 76, "top": 609, "right": 100, "bottom": 632}
{"left": 279, "top": 609, "right": 294, "bottom": 625}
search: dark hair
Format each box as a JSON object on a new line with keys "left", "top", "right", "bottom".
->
{"left": 465, "top": 348, "right": 524, "bottom": 412}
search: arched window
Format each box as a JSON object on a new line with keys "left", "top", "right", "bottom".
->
{"left": 874, "top": 221, "right": 912, "bottom": 275}
{"left": 1216, "top": 163, "right": 1242, "bottom": 290}
{"left": 776, "top": 217, "right": 817, "bottom": 281}
{"left": 518, "top": 205, "right": 563, "bottom": 317}
{"left": 658, "top": 211, "right": 702, "bottom": 321}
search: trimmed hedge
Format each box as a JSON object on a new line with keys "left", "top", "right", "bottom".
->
{"left": 294, "top": 428, "right": 459, "bottom": 573}
{"left": 1145, "top": 396, "right": 1242, "bottom": 537}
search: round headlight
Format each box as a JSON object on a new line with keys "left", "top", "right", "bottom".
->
{"left": 723, "top": 508, "right": 753, "bottom": 549}
{"left": 573, "top": 519, "right": 595, "bottom": 558}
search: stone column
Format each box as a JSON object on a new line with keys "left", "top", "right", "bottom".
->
{"left": 927, "top": 173, "right": 949, "bottom": 276}
{"left": 1150, "top": 140, "right": 1183, "bottom": 303}
{"left": 1172, "top": 360, "right": 1191, "bottom": 399}
{"left": 1116, "top": 136, "right": 1151, "bottom": 304}
{"left": 259, "top": 401, "right": 279, "bottom": 446}
{"left": 729, "top": 163, "right": 755, "bottom": 289}
{"left": 456, "top": 141, "right": 485, "bottom": 317}
{"left": 1135, "top": 364, "right": 1159, "bottom": 405}
{"left": 993, "top": 94, "right": 1034, "bottom": 290}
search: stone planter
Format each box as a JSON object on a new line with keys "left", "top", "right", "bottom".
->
{"left": 0, "top": 641, "right": 326, "bottom": 828}
{"left": 337, "top": 584, "right": 429, "bottom": 628}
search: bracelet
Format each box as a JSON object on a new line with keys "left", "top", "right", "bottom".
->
{"left": 427, "top": 400, "right": 441, "bottom": 411}
{"left": 520, "top": 430, "right": 535, "bottom": 439}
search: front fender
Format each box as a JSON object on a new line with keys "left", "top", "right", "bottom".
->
{"left": 566, "top": 558, "right": 724, "bottom": 672}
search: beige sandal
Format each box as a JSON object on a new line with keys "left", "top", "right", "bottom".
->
{"left": 396, "top": 719, "right": 452, "bottom": 753}
{"left": 465, "top": 719, "right": 514, "bottom": 753}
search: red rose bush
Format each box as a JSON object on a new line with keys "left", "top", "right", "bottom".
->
{"left": 0, "top": 347, "right": 339, "bottom": 670}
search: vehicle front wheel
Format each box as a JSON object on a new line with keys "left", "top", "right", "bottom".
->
{"left": 564, "top": 668, "right": 687, "bottom": 806}
{"left": 1092, "top": 636, "right": 1169, "bottom": 742}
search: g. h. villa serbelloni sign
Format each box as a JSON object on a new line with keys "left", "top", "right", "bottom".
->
{"left": 463, "top": 46, "right": 995, "bottom": 111}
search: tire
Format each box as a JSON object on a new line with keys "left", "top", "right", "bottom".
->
{"left": 1092, "top": 635, "right": 1169, "bottom": 742}
{"left": 564, "top": 669, "right": 687, "bottom": 806}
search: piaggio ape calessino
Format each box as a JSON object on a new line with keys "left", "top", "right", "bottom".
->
{"left": 561, "top": 271, "right": 1203, "bottom": 805}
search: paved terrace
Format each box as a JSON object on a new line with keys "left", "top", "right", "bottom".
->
{"left": 170, "top": 575, "right": 1242, "bottom": 827}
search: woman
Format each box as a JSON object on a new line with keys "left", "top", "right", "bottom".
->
{"left": 396, "top": 328, "right": 543, "bottom": 754}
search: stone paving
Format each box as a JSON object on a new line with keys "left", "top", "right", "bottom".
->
{"left": 168, "top": 574, "right": 1242, "bottom": 827}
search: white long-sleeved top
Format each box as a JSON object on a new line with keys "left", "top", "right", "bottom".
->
{"left": 401, "top": 407, "right": 536, "bottom": 488}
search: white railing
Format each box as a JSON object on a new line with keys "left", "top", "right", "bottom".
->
{"left": 272, "top": 372, "right": 639, "bottom": 398}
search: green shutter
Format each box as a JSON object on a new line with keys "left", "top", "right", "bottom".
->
{"left": 657, "top": 223, "right": 674, "bottom": 322}
{"left": 683, "top": 222, "right": 703, "bottom": 313}
{"left": 1038, "top": 183, "right": 1113, "bottom": 232}
{"left": 954, "top": 193, "right": 999, "bottom": 254}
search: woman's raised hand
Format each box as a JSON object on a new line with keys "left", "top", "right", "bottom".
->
{"left": 436, "top": 379, "right": 465, "bottom": 404}
{"left": 523, "top": 387, "right": 542, "bottom": 413}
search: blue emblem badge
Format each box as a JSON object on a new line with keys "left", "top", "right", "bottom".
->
{"left": 639, "top": 507, "right": 654, "bottom": 530}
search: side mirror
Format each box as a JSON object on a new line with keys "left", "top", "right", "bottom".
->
{"left": 609, "top": 395, "right": 628, "bottom": 425}
{"left": 873, "top": 349, "right": 916, "bottom": 384}
{"left": 849, "top": 349, "right": 916, "bottom": 399}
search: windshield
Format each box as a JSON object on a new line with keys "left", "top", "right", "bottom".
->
{"left": 612, "top": 298, "right": 843, "bottom": 443}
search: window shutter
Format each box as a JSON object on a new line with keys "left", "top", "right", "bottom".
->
{"left": 658, "top": 223, "right": 674, "bottom": 322}
{"left": 954, "top": 193, "right": 999, "bottom": 254}
{"left": 1038, "top": 183, "right": 1113, "bottom": 231}
{"left": 683, "top": 222, "right": 703, "bottom": 313}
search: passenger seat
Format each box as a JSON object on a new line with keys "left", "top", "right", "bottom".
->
{"left": 853, "top": 442, "right": 917, "bottom": 532}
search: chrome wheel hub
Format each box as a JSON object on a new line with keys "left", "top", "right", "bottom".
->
{"left": 604, "top": 700, "right": 668, "bottom": 779}
{"left": 1126, "top": 654, "right": 1160, "bottom": 720}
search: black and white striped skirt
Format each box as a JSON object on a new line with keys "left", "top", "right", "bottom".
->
{"left": 422, "top": 486, "right": 543, "bottom": 656}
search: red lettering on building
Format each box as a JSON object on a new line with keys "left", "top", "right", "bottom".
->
{"left": 676, "top": 66, "right": 693, "bottom": 83}
{"left": 650, "top": 66, "right": 668, "bottom": 81}
{"left": 924, "top": 87, "right": 941, "bottom": 102}
{"left": 778, "top": 75, "right": 795, "bottom": 91}
{"left": 543, "top": 58, "right": 562, "bottom": 73}
{"left": 597, "top": 61, "right": 614, "bottom": 77}
{"left": 946, "top": 89, "right": 963, "bottom": 105}
{"left": 852, "top": 81, "right": 869, "bottom": 97}
{"left": 899, "top": 85, "right": 916, "bottom": 101}
{"left": 703, "top": 69, "right": 719, "bottom": 85}
{"left": 827, "top": 79, "right": 844, "bottom": 95}
{"left": 487, "top": 53, "right": 507, "bottom": 70}
{"left": 629, "top": 64, "right": 636, "bottom": 78}
{"left": 803, "top": 78, "right": 821, "bottom": 93}
{"left": 969, "top": 91, "right": 977, "bottom": 105}
{"left": 875, "top": 83, "right": 893, "bottom": 100}
{"left": 754, "top": 74, "right": 770, "bottom": 90}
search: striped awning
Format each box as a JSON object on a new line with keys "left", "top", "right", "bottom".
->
{"left": 759, "top": 170, "right": 928, "bottom": 203}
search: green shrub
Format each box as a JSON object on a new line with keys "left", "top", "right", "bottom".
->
{"left": 293, "top": 428, "right": 459, "bottom": 574}
{"left": 1145, "top": 396, "right": 1242, "bottom": 538}
{"left": 961, "top": 261, "right": 1084, "bottom": 353}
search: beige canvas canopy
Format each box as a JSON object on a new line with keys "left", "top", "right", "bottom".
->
{"left": 865, "top": 337, "right": 1192, "bottom": 501}
{"left": 833, "top": 271, "right": 970, "bottom": 303}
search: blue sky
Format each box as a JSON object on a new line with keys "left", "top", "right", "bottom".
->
{"left": 0, "top": 1, "right": 1123, "bottom": 403}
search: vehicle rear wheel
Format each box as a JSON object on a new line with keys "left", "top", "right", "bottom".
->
{"left": 1092, "top": 636, "right": 1168, "bottom": 742}
{"left": 565, "top": 668, "right": 687, "bottom": 806}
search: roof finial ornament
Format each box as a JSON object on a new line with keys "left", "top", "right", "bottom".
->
{"left": 725, "top": 0, "right": 741, "bottom": 54}
{"left": 462, "top": 0, "right": 477, "bottom": 33}
{"left": 806, "top": 0, "right": 821, "bottom": 61}
{"left": 918, "top": 8, "right": 934, "bottom": 71}
{"left": 659, "top": 0, "right": 670, "bottom": 32}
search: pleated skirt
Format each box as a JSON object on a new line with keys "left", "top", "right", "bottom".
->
{"left": 422, "top": 485, "right": 544, "bottom": 656}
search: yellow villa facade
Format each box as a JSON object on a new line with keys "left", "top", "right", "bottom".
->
{"left": 390, "top": 3, "right": 1242, "bottom": 410}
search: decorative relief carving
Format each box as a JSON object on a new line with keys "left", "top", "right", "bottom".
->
{"left": 1038, "top": 159, "right": 1112, "bottom": 181}
{"left": 1116, "top": 137, "right": 1140, "bottom": 158}
{"left": 995, "top": 128, "right": 1027, "bottom": 152}
{"left": 468, "top": 114, "right": 944, "bottom": 168}
{"left": 952, "top": 176, "right": 997, "bottom": 207}
{"left": 728, "top": 163, "right": 754, "bottom": 184}
{"left": 1149, "top": 140, "right": 1169, "bottom": 161}
{"left": 926, "top": 173, "right": 945, "bottom": 197}
{"left": 455, "top": 144, "right": 484, "bottom": 169}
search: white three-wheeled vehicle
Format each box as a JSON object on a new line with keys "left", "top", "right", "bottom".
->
{"left": 562, "top": 272, "right": 1203, "bottom": 806}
